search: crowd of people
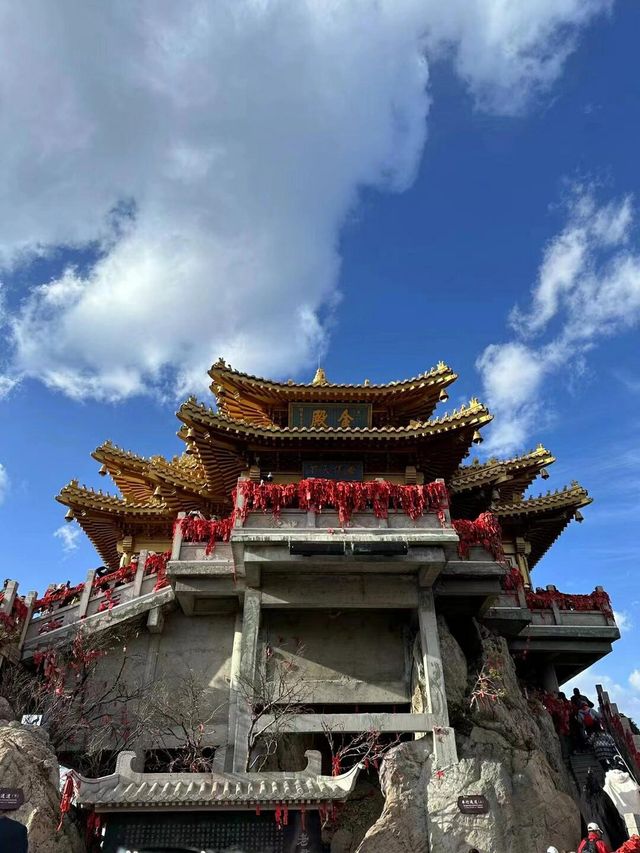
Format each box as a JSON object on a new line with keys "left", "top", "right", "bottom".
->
{"left": 546, "top": 687, "right": 621, "bottom": 771}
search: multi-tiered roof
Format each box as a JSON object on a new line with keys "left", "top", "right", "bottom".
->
{"left": 57, "top": 360, "right": 590, "bottom": 570}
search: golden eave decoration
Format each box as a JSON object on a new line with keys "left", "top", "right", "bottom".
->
{"left": 450, "top": 445, "right": 556, "bottom": 497}
{"left": 209, "top": 359, "right": 458, "bottom": 426}
{"left": 177, "top": 397, "right": 491, "bottom": 442}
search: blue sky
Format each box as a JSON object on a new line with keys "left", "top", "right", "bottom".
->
{"left": 0, "top": 2, "right": 638, "bottom": 713}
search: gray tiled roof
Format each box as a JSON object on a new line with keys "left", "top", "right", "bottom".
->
{"left": 75, "top": 750, "right": 362, "bottom": 809}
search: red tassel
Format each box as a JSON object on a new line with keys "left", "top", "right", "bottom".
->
{"left": 57, "top": 772, "right": 76, "bottom": 831}
{"left": 301, "top": 804, "right": 306, "bottom": 830}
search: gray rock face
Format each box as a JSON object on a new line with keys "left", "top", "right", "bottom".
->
{"left": 437, "top": 615, "right": 468, "bottom": 713}
{"left": 0, "top": 721, "right": 84, "bottom": 852}
{"left": 356, "top": 620, "right": 581, "bottom": 853}
{"left": 357, "top": 740, "right": 431, "bottom": 853}
{"left": 0, "top": 696, "right": 15, "bottom": 721}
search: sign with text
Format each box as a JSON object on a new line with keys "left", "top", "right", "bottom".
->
{"left": 302, "top": 461, "right": 364, "bottom": 482}
{"left": 289, "top": 402, "right": 371, "bottom": 430}
{"left": 0, "top": 788, "right": 24, "bottom": 810}
{"left": 457, "top": 795, "right": 489, "bottom": 814}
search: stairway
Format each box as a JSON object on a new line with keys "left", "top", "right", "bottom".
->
{"left": 569, "top": 750, "right": 605, "bottom": 793}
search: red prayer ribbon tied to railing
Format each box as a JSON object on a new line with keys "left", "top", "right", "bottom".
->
{"left": 235, "top": 477, "right": 450, "bottom": 527}
{"left": 525, "top": 587, "right": 613, "bottom": 617}
{"left": 57, "top": 771, "right": 77, "bottom": 830}
{"left": 452, "top": 512, "right": 505, "bottom": 562}
{"left": 32, "top": 551, "right": 171, "bottom": 614}
{"left": 501, "top": 567, "right": 524, "bottom": 591}
{"left": 538, "top": 689, "right": 572, "bottom": 736}
{"left": 176, "top": 515, "right": 234, "bottom": 555}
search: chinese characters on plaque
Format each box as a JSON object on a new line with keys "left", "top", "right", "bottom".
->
{"left": 457, "top": 795, "right": 489, "bottom": 814}
{"left": 289, "top": 403, "right": 371, "bottom": 430}
{"left": 302, "top": 461, "right": 364, "bottom": 481}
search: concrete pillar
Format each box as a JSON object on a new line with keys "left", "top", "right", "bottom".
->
{"left": 232, "top": 588, "right": 262, "bottom": 772}
{"left": 418, "top": 589, "right": 449, "bottom": 726}
{"left": 542, "top": 662, "right": 559, "bottom": 694}
{"left": 515, "top": 537, "right": 531, "bottom": 588}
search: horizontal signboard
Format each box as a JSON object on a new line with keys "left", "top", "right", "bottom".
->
{"left": 302, "top": 461, "right": 364, "bottom": 481}
{"left": 289, "top": 403, "right": 371, "bottom": 430}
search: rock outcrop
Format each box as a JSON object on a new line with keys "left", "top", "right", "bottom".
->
{"left": 0, "top": 720, "right": 84, "bottom": 852}
{"left": 357, "top": 619, "right": 581, "bottom": 853}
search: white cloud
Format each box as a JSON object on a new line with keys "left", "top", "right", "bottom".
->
{"left": 0, "top": 1, "right": 610, "bottom": 400}
{"left": 0, "top": 463, "right": 8, "bottom": 504}
{"left": 613, "top": 611, "right": 632, "bottom": 633}
{"left": 629, "top": 670, "right": 640, "bottom": 692}
{"left": 53, "top": 524, "right": 80, "bottom": 554}
{"left": 478, "top": 187, "right": 640, "bottom": 454}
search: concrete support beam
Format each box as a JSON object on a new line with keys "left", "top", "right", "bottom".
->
{"left": 432, "top": 725, "right": 458, "bottom": 769}
{"left": 260, "top": 574, "right": 418, "bottom": 609}
{"left": 418, "top": 590, "right": 451, "bottom": 731}
{"left": 259, "top": 712, "right": 434, "bottom": 734}
{"left": 146, "top": 606, "right": 164, "bottom": 634}
{"left": 542, "top": 662, "right": 559, "bottom": 694}
{"left": 232, "top": 588, "right": 262, "bottom": 773}
{"left": 222, "top": 612, "right": 244, "bottom": 773}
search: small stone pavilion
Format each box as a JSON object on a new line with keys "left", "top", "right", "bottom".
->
{"left": 0, "top": 360, "right": 620, "bottom": 851}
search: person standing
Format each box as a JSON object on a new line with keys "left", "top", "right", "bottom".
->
{"left": 577, "top": 822, "right": 611, "bottom": 853}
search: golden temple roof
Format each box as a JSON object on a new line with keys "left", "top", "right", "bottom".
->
{"left": 56, "top": 481, "right": 173, "bottom": 569}
{"left": 92, "top": 441, "right": 220, "bottom": 508}
{"left": 209, "top": 359, "right": 458, "bottom": 426}
{"left": 495, "top": 482, "right": 592, "bottom": 568}
{"left": 450, "top": 445, "right": 556, "bottom": 500}
{"left": 495, "top": 482, "right": 591, "bottom": 516}
{"left": 178, "top": 397, "right": 490, "bottom": 440}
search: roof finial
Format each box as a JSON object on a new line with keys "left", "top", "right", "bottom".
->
{"left": 312, "top": 367, "right": 329, "bottom": 386}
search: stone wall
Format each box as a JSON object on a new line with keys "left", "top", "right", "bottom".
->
{"left": 356, "top": 618, "right": 582, "bottom": 853}
{"left": 260, "top": 609, "right": 412, "bottom": 705}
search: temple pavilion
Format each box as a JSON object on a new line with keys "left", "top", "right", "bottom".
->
{"left": 0, "top": 360, "right": 618, "bottom": 853}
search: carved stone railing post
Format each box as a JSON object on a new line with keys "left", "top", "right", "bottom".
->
{"left": 234, "top": 478, "right": 249, "bottom": 529}
{"left": 435, "top": 478, "right": 451, "bottom": 526}
{"left": 77, "top": 569, "right": 96, "bottom": 620}
{"left": 1, "top": 580, "right": 18, "bottom": 614}
{"left": 171, "top": 513, "right": 185, "bottom": 560}
{"left": 133, "top": 552, "right": 147, "bottom": 597}
{"left": 17, "top": 592, "right": 36, "bottom": 650}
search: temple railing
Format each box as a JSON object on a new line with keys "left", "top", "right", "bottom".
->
{"left": 17, "top": 552, "right": 171, "bottom": 653}
{"left": 597, "top": 683, "right": 640, "bottom": 783}
{"left": 232, "top": 477, "right": 451, "bottom": 529}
